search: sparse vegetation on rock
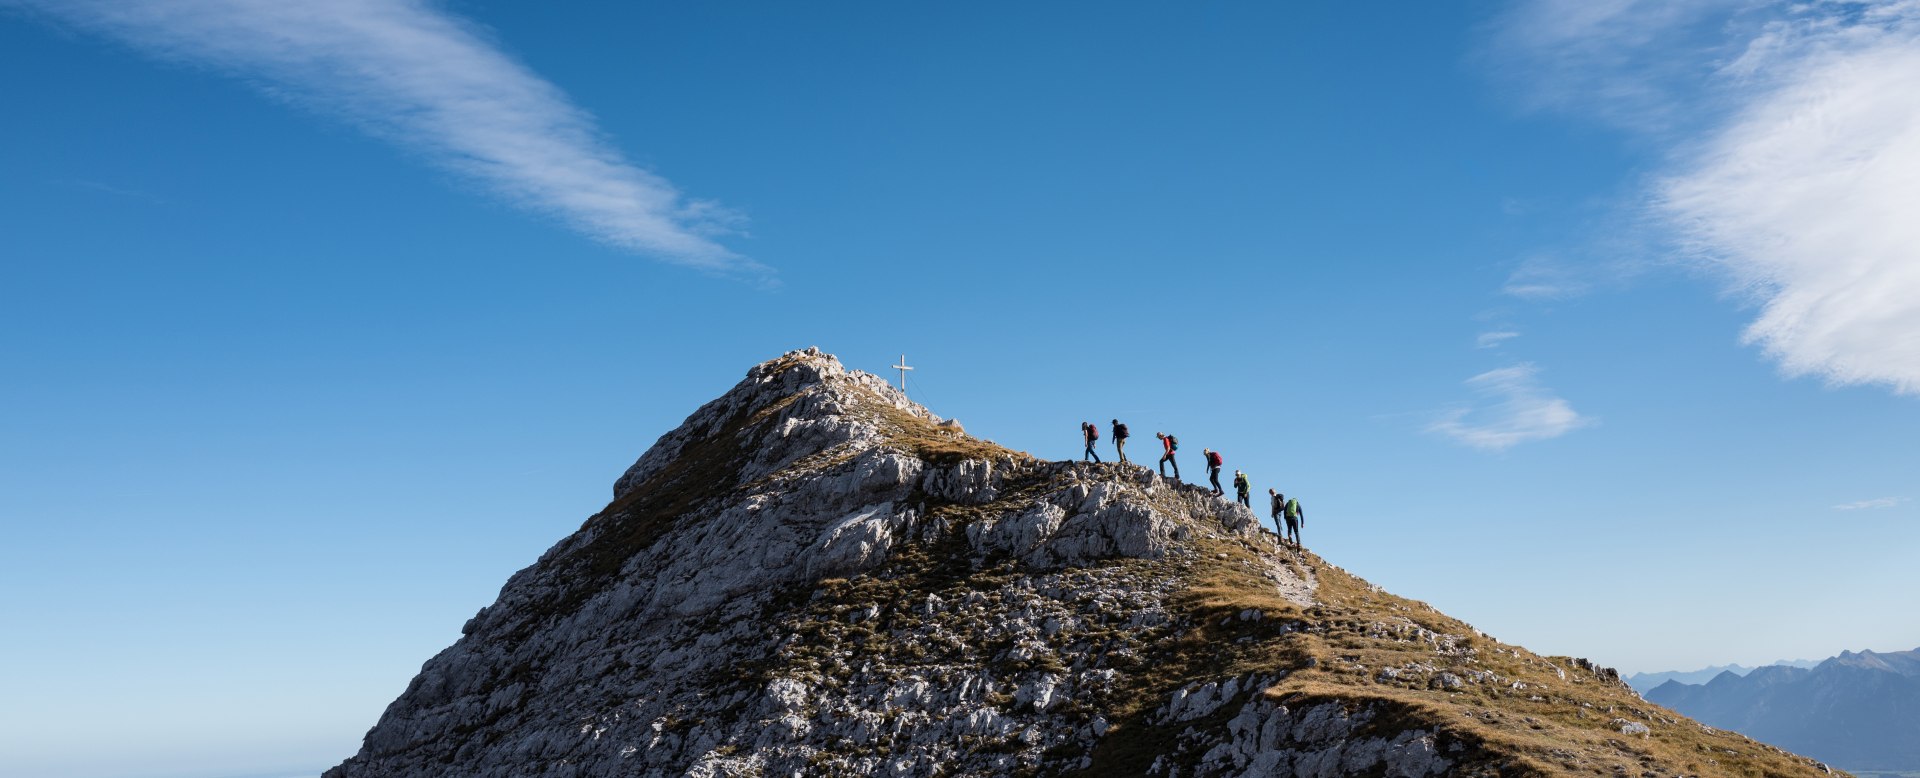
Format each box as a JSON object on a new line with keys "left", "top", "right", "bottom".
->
{"left": 326, "top": 348, "right": 1842, "bottom": 778}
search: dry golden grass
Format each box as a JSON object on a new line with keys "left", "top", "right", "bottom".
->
{"left": 867, "top": 397, "right": 1029, "bottom": 465}
{"left": 1244, "top": 552, "right": 1846, "bottom": 777}
{"left": 1074, "top": 520, "right": 1839, "bottom": 777}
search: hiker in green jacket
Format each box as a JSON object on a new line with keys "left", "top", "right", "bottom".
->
{"left": 1282, "top": 495, "right": 1304, "bottom": 547}
{"left": 1232, "top": 470, "right": 1251, "bottom": 508}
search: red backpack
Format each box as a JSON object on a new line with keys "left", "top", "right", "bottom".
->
{"left": 1207, "top": 451, "right": 1223, "bottom": 467}
{"left": 1085, "top": 422, "right": 1098, "bottom": 441}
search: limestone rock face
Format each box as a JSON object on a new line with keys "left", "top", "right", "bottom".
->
{"left": 326, "top": 349, "right": 1842, "bottom": 778}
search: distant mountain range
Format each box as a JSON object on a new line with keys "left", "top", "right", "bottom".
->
{"left": 1645, "top": 647, "right": 1920, "bottom": 772}
{"left": 1627, "top": 660, "right": 1819, "bottom": 692}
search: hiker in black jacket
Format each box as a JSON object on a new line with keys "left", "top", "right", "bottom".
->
{"left": 1111, "top": 419, "right": 1130, "bottom": 464}
{"left": 1269, "top": 489, "right": 1285, "bottom": 535}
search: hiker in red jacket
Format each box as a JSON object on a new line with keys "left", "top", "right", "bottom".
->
{"left": 1081, "top": 421, "right": 1101, "bottom": 463}
{"left": 1155, "top": 432, "right": 1180, "bottom": 479}
{"left": 1111, "top": 419, "right": 1130, "bottom": 464}
{"left": 1203, "top": 448, "right": 1224, "bottom": 495}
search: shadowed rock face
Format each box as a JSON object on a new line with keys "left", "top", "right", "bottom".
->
{"left": 326, "top": 349, "right": 1841, "bottom": 778}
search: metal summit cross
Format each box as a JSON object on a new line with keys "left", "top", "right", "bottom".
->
{"left": 891, "top": 354, "right": 913, "bottom": 398}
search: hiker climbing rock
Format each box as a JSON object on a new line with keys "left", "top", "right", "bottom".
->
{"left": 1283, "top": 495, "right": 1305, "bottom": 547}
{"left": 1269, "top": 489, "right": 1286, "bottom": 538}
{"left": 1233, "top": 470, "right": 1251, "bottom": 508}
{"left": 1081, "top": 421, "right": 1101, "bottom": 463}
{"left": 1203, "top": 448, "right": 1224, "bottom": 495}
{"left": 1111, "top": 419, "right": 1130, "bottom": 464}
{"left": 1155, "top": 432, "right": 1180, "bottom": 479}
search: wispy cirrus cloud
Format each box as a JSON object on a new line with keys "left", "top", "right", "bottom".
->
{"left": 1501, "top": 254, "right": 1591, "bottom": 300}
{"left": 1483, "top": 0, "right": 1763, "bottom": 133}
{"left": 59, "top": 178, "right": 167, "bottom": 204}
{"left": 5, "top": 0, "right": 762, "bottom": 278}
{"left": 1429, "top": 363, "right": 1593, "bottom": 451}
{"left": 1476, "top": 330, "right": 1522, "bottom": 349}
{"left": 1833, "top": 497, "right": 1909, "bottom": 511}
{"left": 1491, "top": 0, "right": 1920, "bottom": 395}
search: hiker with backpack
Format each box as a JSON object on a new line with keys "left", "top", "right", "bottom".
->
{"left": 1111, "top": 419, "right": 1130, "bottom": 465}
{"left": 1269, "top": 489, "right": 1285, "bottom": 537}
{"left": 1203, "top": 448, "right": 1224, "bottom": 495}
{"left": 1233, "top": 470, "right": 1251, "bottom": 508}
{"left": 1282, "top": 495, "right": 1305, "bottom": 547}
{"left": 1081, "top": 421, "right": 1101, "bottom": 463}
{"left": 1155, "top": 432, "right": 1180, "bottom": 479}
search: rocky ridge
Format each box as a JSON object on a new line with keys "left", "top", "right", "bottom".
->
{"left": 328, "top": 348, "right": 1843, "bottom": 777}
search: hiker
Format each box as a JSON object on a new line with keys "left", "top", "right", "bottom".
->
{"left": 1233, "top": 470, "right": 1251, "bottom": 508}
{"left": 1203, "top": 448, "right": 1224, "bottom": 495}
{"left": 1155, "top": 432, "right": 1180, "bottom": 479}
{"left": 1081, "top": 421, "right": 1101, "bottom": 463}
{"left": 1269, "top": 489, "right": 1286, "bottom": 539}
{"left": 1283, "top": 495, "right": 1305, "bottom": 547}
{"left": 1111, "top": 419, "right": 1130, "bottom": 464}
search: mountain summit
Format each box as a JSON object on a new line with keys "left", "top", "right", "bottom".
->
{"left": 327, "top": 348, "right": 1839, "bottom": 777}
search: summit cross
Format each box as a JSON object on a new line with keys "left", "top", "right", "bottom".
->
{"left": 891, "top": 354, "right": 913, "bottom": 398}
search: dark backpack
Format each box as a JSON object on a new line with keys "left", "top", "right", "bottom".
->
{"left": 1115, "top": 423, "right": 1129, "bottom": 439}
{"left": 1085, "top": 422, "right": 1098, "bottom": 440}
{"left": 1208, "top": 451, "right": 1223, "bottom": 467}
{"left": 1168, "top": 435, "right": 1178, "bottom": 451}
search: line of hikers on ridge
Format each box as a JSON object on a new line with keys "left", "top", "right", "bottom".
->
{"left": 1079, "top": 419, "right": 1306, "bottom": 548}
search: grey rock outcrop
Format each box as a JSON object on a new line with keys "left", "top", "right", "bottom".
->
{"left": 326, "top": 348, "right": 1308, "bottom": 778}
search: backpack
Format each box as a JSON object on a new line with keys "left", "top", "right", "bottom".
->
{"left": 1168, "top": 435, "right": 1178, "bottom": 451}
{"left": 1208, "top": 451, "right": 1223, "bottom": 467}
{"left": 1115, "top": 423, "right": 1129, "bottom": 439}
{"left": 1087, "top": 423, "right": 1099, "bottom": 440}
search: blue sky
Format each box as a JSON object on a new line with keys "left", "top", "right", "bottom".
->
{"left": 3, "top": 2, "right": 1918, "bottom": 776}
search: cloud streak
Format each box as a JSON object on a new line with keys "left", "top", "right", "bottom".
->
{"left": 1476, "top": 330, "right": 1521, "bottom": 349}
{"left": 1492, "top": 0, "right": 1920, "bottom": 394}
{"left": 1429, "top": 363, "right": 1593, "bottom": 451}
{"left": 1833, "top": 497, "right": 1909, "bottom": 511}
{"left": 7, "top": 0, "right": 760, "bottom": 277}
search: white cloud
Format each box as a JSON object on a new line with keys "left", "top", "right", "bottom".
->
{"left": 1663, "top": 12, "right": 1920, "bottom": 393}
{"left": 1476, "top": 330, "right": 1522, "bottom": 349}
{"left": 7, "top": 0, "right": 761, "bottom": 277}
{"left": 1429, "top": 363, "right": 1593, "bottom": 451}
{"left": 1501, "top": 254, "right": 1591, "bottom": 299}
{"left": 1493, "top": 0, "right": 1920, "bottom": 395}
{"left": 1483, "top": 0, "right": 1762, "bottom": 132}
{"left": 1833, "top": 497, "right": 1910, "bottom": 511}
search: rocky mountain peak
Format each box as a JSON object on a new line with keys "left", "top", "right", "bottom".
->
{"left": 327, "top": 349, "right": 1844, "bottom": 778}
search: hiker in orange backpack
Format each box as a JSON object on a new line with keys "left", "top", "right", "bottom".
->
{"left": 1111, "top": 419, "right": 1130, "bottom": 464}
{"left": 1081, "top": 421, "right": 1101, "bottom": 463}
{"left": 1155, "top": 432, "right": 1180, "bottom": 479}
{"left": 1203, "top": 448, "right": 1224, "bottom": 495}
